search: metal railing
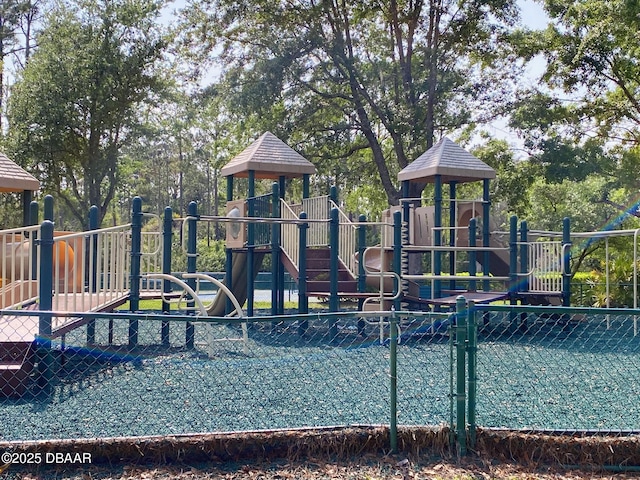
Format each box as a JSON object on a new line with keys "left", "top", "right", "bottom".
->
{"left": 302, "top": 196, "right": 329, "bottom": 246}
{"left": 330, "top": 200, "right": 358, "bottom": 277}
{"left": 280, "top": 200, "right": 301, "bottom": 271}
{"left": 0, "top": 225, "right": 40, "bottom": 309}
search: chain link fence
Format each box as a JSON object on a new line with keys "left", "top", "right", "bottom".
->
{"left": 0, "top": 309, "right": 453, "bottom": 442}
{"left": 2, "top": 302, "right": 640, "bottom": 445}
{"left": 474, "top": 304, "right": 640, "bottom": 433}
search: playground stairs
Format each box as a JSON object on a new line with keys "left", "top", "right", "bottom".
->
{"left": 0, "top": 340, "right": 33, "bottom": 397}
{"left": 283, "top": 247, "right": 357, "bottom": 295}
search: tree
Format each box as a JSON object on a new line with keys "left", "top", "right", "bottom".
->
{"left": 6, "top": 0, "right": 168, "bottom": 228}
{"left": 180, "top": 0, "right": 525, "bottom": 205}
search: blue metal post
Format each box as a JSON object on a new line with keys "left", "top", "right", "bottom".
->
{"left": 298, "top": 212, "right": 309, "bottom": 318}
{"left": 277, "top": 178, "right": 285, "bottom": 314}
{"left": 271, "top": 182, "right": 279, "bottom": 316}
{"left": 393, "top": 211, "right": 402, "bottom": 312}
{"left": 482, "top": 179, "right": 491, "bottom": 291}
{"left": 38, "top": 220, "right": 55, "bottom": 394}
{"left": 302, "top": 174, "right": 310, "bottom": 199}
{"left": 357, "top": 214, "right": 367, "bottom": 313}
{"left": 129, "top": 197, "right": 142, "bottom": 347}
{"left": 87, "top": 205, "right": 99, "bottom": 344}
{"left": 563, "top": 217, "right": 572, "bottom": 306}
{"left": 449, "top": 181, "right": 457, "bottom": 292}
{"left": 520, "top": 221, "right": 529, "bottom": 293}
{"left": 329, "top": 208, "right": 339, "bottom": 314}
{"left": 246, "top": 171, "right": 255, "bottom": 317}
{"left": 509, "top": 215, "right": 518, "bottom": 300}
{"left": 455, "top": 295, "right": 467, "bottom": 456}
{"left": 434, "top": 175, "right": 442, "bottom": 298}
{"left": 186, "top": 201, "right": 198, "bottom": 349}
{"left": 162, "top": 206, "right": 173, "bottom": 346}
{"left": 29, "top": 201, "right": 39, "bottom": 281}
{"left": 44, "top": 194, "right": 54, "bottom": 222}
{"left": 469, "top": 218, "right": 477, "bottom": 292}
{"left": 225, "top": 175, "right": 234, "bottom": 315}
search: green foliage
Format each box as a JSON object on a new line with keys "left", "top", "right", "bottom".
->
{"left": 5, "top": 0, "right": 168, "bottom": 229}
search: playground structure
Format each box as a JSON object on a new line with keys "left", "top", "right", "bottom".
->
{"left": 3, "top": 133, "right": 640, "bottom": 398}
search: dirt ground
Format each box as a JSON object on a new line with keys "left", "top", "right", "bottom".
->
{"left": 5, "top": 455, "right": 640, "bottom": 480}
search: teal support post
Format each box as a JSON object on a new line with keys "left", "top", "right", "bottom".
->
{"left": 87, "top": 205, "right": 99, "bottom": 344}
{"left": 357, "top": 215, "right": 367, "bottom": 318}
{"left": 225, "top": 175, "right": 234, "bottom": 315}
{"left": 401, "top": 180, "right": 410, "bottom": 234}
{"left": 37, "top": 220, "right": 54, "bottom": 395}
{"left": 520, "top": 221, "right": 529, "bottom": 293}
{"left": 329, "top": 185, "right": 338, "bottom": 204}
{"left": 186, "top": 201, "right": 198, "bottom": 349}
{"left": 161, "top": 206, "right": 173, "bottom": 346}
{"left": 302, "top": 174, "right": 310, "bottom": 199}
{"left": 563, "top": 217, "right": 571, "bottom": 306}
{"left": 247, "top": 196, "right": 255, "bottom": 318}
{"left": 449, "top": 182, "right": 457, "bottom": 292}
{"left": 509, "top": 215, "right": 518, "bottom": 300}
{"left": 467, "top": 300, "right": 477, "bottom": 449}
{"left": 469, "top": 218, "right": 477, "bottom": 292}
{"left": 455, "top": 295, "right": 467, "bottom": 456}
{"left": 393, "top": 211, "right": 402, "bottom": 311}
{"left": 279, "top": 175, "right": 286, "bottom": 200}
{"left": 276, "top": 183, "right": 285, "bottom": 314}
{"left": 482, "top": 179, "right": 491, "bottom": 291}
{"left": 129, "top": 197, "right": 143, "bottom": 347}
{"left": 22, "top": 190, "right": 32, "bottom": 227}
{"left": 271, "top": 185, "right": 279, "bottom": 316}
{"left": 434, "top": 175, "right": 442, "bottom": 298}
{"left": 226, "top": 175, "right": 234, "bottom": 202}
{"left": 29, "top": 201, "right": 39, "bottom": 281}
{"left": 389, "top": 311, "right": 398, "bottom": 453}
{"left": 44, "top": 194, "right": 54, "bottom": 222}
{"left": 298, "top": 212, "right": 309, "bottom": 320}
{"left": 329, "top": 207, "right": 339, "bottom": 319}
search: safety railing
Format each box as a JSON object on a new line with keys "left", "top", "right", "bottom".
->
{"left": 302, "top": 196, "right": 329, "bottom": 246}
{"left": 280, "top": 200, "right": 300, "bottom": 271}
{"left": 0, "top": 225, "right": 40, "bottom": 309}
{"left": 526, "top": 240, "right": 564, "bottom": 293}
{"left": 330, "top": 200, "right": 358, "bottom": 277}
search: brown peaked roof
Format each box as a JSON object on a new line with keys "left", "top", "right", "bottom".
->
{"left": 221, "top": 132, "right": 316, "bottom": 179}
{"left": 398, "top": 137, "right": 496, "bottom": 184}
{"left": 0, "top": 152, "right": 40, "bottom": 193}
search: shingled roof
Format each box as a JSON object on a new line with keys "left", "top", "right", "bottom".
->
{"left": 221, "top": 132, "right": 316, "bottom": 179}
{"left": 398, "top": 137, "right": 496, "bottom": 184}
{"left": 0, "top": 153, "right": 40, "bottom": 193}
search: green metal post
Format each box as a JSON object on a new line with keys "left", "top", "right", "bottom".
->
{"left": 469, "top": 218, "right": 477, "bottom": 292}
{"left": 298, "top": 212, "right": 309, "bottom": 322}
{"left": 29, "top": 201, "right": 39, "bottom": 281}
{"left": 329, "top": 208, "right": 339, "bottom": 339}
{"left": 186, "top": 201, "right": 198, "bottom": 349}
{"left": 129, "top": 197, "right": 143, "bottom": 348}
{"left": 389, "top": 311, "right": 398, "bottom": 453}
{"left": 329, "top": 185, "right": 338, "bottom": 204}
{"left": 22, "top": 190, "right": 32, "bottom": 227}
{"left": 357, "top": 215, "right": 367, "bottom": 333}
{"left": 563, "top": 217, "right": 571, "bottom": 306}
{"left": 271, "top": 182, "right": 280, "bottom": 316}
{"left": 276, "top": 184, "right": 285, "bottom": 314}
{"left": 225, "top": 175, "right": 234, "bottom": 315}
{"left": 482, "top": 179, "right": 491, "bottom": 291}
{"left": 509, "top": 215, "right": 518, "bottom": 299}
{"left": 393, "top": 211, "right": 402, "bottom": 312}
{"left": 44, "top": 194, "right": 54, "bottom": 222}
{"left": 247, "top": 172, "right": 256, "bottom": 317}
{"left": 467, "top": 300, "right": 477, "bottom": 449}
{"left": 162, "top": 206, "right": 173, "bottom": 346}
{"left": 302, "top": 174, "right": 310, "bottom": 199}
{"left": 455, "top": 295, "right": 467, "bottom": 456}
{"left": 87, "top": 205, "right": 99, "bottom": 344}
{"left": 449, "top": 181, "right": 457, "bottom": 292}
{"left": 38, "top": 220, "right": 54, "bottom": 395}
{"left": 520, "top": 221, "right": 529, "bottom": 293}
{"left": 434, "top": 175, "right": 442, "bottom": 298}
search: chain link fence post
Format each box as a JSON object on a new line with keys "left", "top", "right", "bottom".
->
{"left": 455, "top": 295, "right": 467, "bottom": 456}
{"left": 467, "top": 300, "right": 477, "bottom": 450}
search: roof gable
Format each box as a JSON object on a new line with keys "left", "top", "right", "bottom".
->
{"left": 398, "top": 137, "right": 496, "bottom": 184}
{"left": 221, "top": 132, "right": 316, "bottom": 179}
{"left": 0, "top": 153, "right": 40, "bottom": 193}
